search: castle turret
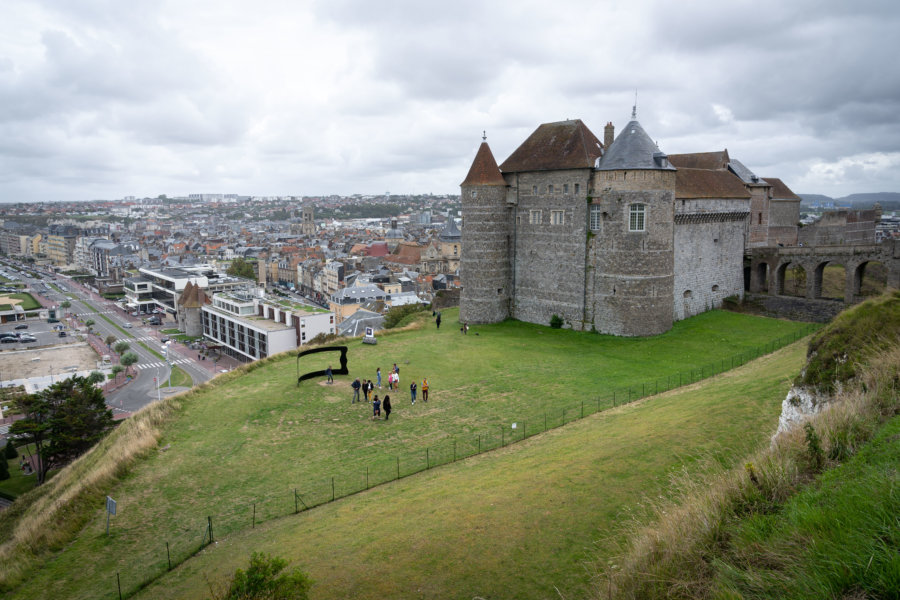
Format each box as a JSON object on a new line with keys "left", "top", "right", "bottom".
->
{"left": 604, "top": 122, "right": 615, "bottom": 150}
{"left": 459, "top": 138, "right": 510, "bottom": 324}
{"left": 588, "top": 118, "right": 676, "bottom": 336}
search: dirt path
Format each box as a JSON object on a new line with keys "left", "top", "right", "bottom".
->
{"left": 0, "top": 343, "right": 100, "bottom": 379}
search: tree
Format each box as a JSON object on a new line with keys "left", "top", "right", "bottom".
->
{"left": 8, "top": 376, "right": 114, "bottom": 485}
{"left": 105, "top": 335, "right": 117, "bottom": 347}
{"left": 227, "top": 257, "right": 257, "bottom": 280}
{"left": 60, "top": 300, "right": 71, "bottom": 315}
{"left": 85, "top": 319, "right": 95, "bottom": 334}
{"left": 120, "top": 352, "right": 139, "bottom": 375}
{"left": 113, "top": 341, "right": 131, "bottom": 355}
{"left": 110, "top": 365, "right": 124, "bottom": 380}
{"left": 86, "top": 371, "right": 105, "bottom": 386}
{"left": 208, "top": 552, "right": 311, "bottom": 600}
{"left": 0, "top": 453, "right": 8, "bottom": 481}
{"left": 4, "top": 441, "right": 18, "bottom": 459}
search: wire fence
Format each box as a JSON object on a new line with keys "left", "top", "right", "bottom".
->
{"left": 108, "top": 322, "right": 819, "bottom": 599}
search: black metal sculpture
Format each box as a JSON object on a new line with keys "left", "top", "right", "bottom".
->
{"left": 296, "top": 345, "right": 349, "bottom": 385}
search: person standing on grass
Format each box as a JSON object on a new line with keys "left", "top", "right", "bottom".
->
{"left": 368, "top": 379, "right": 375, "bottom": 401}
{"left": 410, "top": 380, "right": 417, "bottom": 404}
{"left": 352, "top": 378, "right": 361, "bottom": 403}
{"left": 373, "top": 395, "right": 381, "bottom": 419}
{"left": 383, "top": 395, "right": 392, "bottom": 420}
{"left": 326, "top": 365, "right": 333, "bottom": 384}
{"left": 376, "top": 367, "right": 382, "bottom": 388}
{"left": 436, "top": 312, "right": 441, "bottom": 329}
{"left": 422, "top": 378, "right": 429, "bottom": 402}
{"left": 362, "top": 379, "right": 370, "bottom": 403}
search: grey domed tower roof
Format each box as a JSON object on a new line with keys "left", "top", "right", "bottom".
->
{"left": 439, "top": 218, "right": 461, "bottom": 242}
{"left": 595, "top": 120, "right": 675, "bottom": 171}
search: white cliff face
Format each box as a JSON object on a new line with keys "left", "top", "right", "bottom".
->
{"left": 773, "top": 385, "right": 831, "bottom": 440}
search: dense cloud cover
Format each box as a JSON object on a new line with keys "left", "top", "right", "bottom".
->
{"left": 1, "top": 0, "right": 898, "bottom": 202}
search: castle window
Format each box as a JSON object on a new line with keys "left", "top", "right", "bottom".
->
{"left": 529, "top": 210, "right": 542, "bottom": 225}
{"left": 563, "top": 183, "right": 569, "bottom": 194}
{"left": 575, "top": 183, "right": 580, "bottom": 194}
{"left": 532, "top": 185, "right": 537, "bottom": 195}
{"left": 551, "top": 210, "right": 564, "bottom": 225}
{"left": 548, "top": 184, "right": 554, "bottom": 194}
{"left": 629, "top": 204, "right": 646, "bottom": 232}
{"left": 470, "top": 190, "right": 477, "bottom": 198}
{"left": 590, "top": 205, "right": 602, "bottom": 230}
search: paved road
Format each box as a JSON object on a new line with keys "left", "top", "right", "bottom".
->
{"left": 5, "top": 263, "right": 231, "bottom": 414}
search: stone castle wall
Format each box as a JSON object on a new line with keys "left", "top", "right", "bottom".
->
{"left": 586, "top": 175, "right": 675, "bottom": 336}
{"left": 508, "top": 169, "right": 591, "bottom": 328}
{"left": 673, "top": 198, "right": 748, "bottom": 320}
{"left": 768, "top": 198, "right": 800, "bottom": 246}
{"left": 459, "top": 184, "right": 511, "bottom": 324}
{"left": 798, "top": 209, "right": 878, "bottom": 247}
{"left": 747, "top": 186, "right": 770, "bottom": 247}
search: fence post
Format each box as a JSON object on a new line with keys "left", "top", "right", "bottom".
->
{"left": 294, "top": 488, "right": 299, "bottom": 514}
{"left": 396, "top": 456, "right": 400, "bottom": 480}
{"left": 613, "top": 391, "right": 616, "bottom": 407}
{"left": 331, "top": 477, "right": 335, "bottom": 502}
{"left": 167, "top": 541, "right": 172, "bottom": 570}
{"left": 478, "top": 435, "right": 481, "bottom": 453}
{"left": 426, "top": 447, "right": 430, "bottom": 469}
{"left": 544, "top": 413, "right": 547, "bottom": 430}
{"left": 207, "top": 516, "right": 214, "bottom": 544}
{"left": 581, "top": 401, "right": 584, "bottom": 418}
{"left": 453, "top": 441, "right": 457, "bottom": 462}
{"left": 366, "top": 466, "right": 369, "bottom": 489}
{"left": 501, "top": 427, "right": 505, "bottom": 446}
{"left": 117, "top": 572, "right": 123, "bottom": 600}
{"left": 252, "top": 503, "right": 256, "bottom": 528}
{"left": 628, "top": 388, "right": 631, "bottom": 403}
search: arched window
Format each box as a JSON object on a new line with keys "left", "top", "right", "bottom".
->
{"left": 629, "top": 203, "right": 646, "bottom": 232}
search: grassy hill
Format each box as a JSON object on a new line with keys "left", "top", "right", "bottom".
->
{"left": 0, "top": 308, "right": 815, "bottom": 599}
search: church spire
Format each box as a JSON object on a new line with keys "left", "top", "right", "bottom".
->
{"left": 461, "top": 137, "right": 506, "bottom": 186}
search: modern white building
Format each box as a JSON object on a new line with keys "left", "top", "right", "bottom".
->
{"left": 202, "top": 292, "right": 336, "bottom": 361}
{"left": 125, "top": 266, "right": 247, "bottom": 316}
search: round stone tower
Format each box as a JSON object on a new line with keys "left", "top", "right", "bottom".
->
{"left": 588, "top": 118, "right": 675, "bottom": 336}
{"left": 459, "top": 138, "right": 511, "bottom": 324}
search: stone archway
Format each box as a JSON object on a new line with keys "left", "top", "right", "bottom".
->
{"left": 852, "top": 260, "right": 888, "bottom": 300}
{"left": 812, "top": 260, "right": 846, "bottom": 300}
{"left": 775, "top": 261, "right": 807, "bottom": 297}
{"left": 751, "top": 261, "right": 771, "bottom": 293}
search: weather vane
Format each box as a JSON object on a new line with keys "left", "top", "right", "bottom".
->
{"left": 632, "top": 90, "right": 638, "bottom": 119}
{"left": 482, "top": 130, "right": 487, "bottom": 142}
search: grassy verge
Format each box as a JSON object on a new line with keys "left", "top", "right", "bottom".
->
{"left": 8, "top": 293, "right": 40, "bottom": 311}
{"left": 78, "top": 298, "right": 133, "bottom": 339}
{"left": 162, "top": 366, "right": 192, "bottom": 389}
{"left": 599, "top": 292, "right": 900, "bottom": 599}
{"left": 713, "top": 412, "right": 900, "bottom": 598}
{"left": 0, "top": 309, "right": 811, "bottom": 599}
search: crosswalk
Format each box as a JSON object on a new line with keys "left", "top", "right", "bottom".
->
{"left": 134, "top": 358, "right": 194, "bottom": 370}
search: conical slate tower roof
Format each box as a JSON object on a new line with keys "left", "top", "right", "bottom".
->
{"left": 439, "top": 218, "right": 461, "bottom": 242}
{"left": 595, "top": 120, "right": 675, "bottom": 171}
{"left": 461, "top": 141, "right": 506, "bottom": 186}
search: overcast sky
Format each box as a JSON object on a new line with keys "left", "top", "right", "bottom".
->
{"left": 2, "top": 0, "right": 899, "bottom": 203}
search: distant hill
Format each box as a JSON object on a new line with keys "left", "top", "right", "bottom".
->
{"left": 799, "top": 192, "right": 900, "bottom": 211}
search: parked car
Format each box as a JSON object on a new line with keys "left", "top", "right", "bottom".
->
{"left": 122, "top": 322, "right": 132, "bottom": 328}
{"left": 20, "top": 336, "right": 36, "bottom": 343}
{"left": 14, "top": 324, "right": 28, "bottom": 330}
{"left": 160, "top": 336, "right": 170, "bottom": 343}
{"left": 1, "top": 337, "right": 18, "bottom": 344}
{"left": 58, "top": 331, "right": 67, "bottom": 337}
{"left": 48, "top": 318, "right": 60, "bottom": 323}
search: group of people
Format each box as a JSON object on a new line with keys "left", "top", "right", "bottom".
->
{"left": 346, "top": 363, "right": 431, "bottom": 420}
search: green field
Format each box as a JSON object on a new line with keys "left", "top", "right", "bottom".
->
{"left": 3, "top": 309, "right": 814, "bottom": 599}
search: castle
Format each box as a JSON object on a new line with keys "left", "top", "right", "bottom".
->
{"left": 459, "top": 111, "right": 801, "bottom": 336}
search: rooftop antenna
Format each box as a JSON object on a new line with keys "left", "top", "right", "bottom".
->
{"left": 482, "top": 130, "right": 487, "bottom": 142}
{"left": 632, "top": 90, "right": 638, "bottom": 120}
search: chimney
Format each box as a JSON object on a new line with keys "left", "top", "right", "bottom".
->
{"left": 604, "top": 122, "right": 615, "bottom": 150}
{"left": 391, "top": 218, "right": 398, "bottom": 230}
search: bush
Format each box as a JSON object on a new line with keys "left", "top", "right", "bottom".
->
{"left": 0, "top": 455, "right": 8, "bottom": 481}
{"left": 4, "top": 442, "right": 17, "bottom": 460}
{"left": 549, "top": 314, "right": 563, "bottom": 329}
{"left": 383, "top": 304, "right": 426, "bottom": 329}
{"left": 209, "top": 552, "right": 311, "bottom": 600}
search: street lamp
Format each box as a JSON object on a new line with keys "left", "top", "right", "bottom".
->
{"left": 155, "top": 368, "right": 161, "bottom": 403}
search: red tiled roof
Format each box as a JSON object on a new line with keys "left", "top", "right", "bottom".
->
{"left": 675, "top": 168, "right": 751, "bottom": 199}
{"left": 499, "top": 119, "right": 603, "bottom": 173}
{"left": 461, "top": 142, "right": 506, "bottom": 186}
{"left": 761, "top": 177, "right": 800, "bottom": 200}
{"left": 668, "top": 150, "right": 730, "bottom": 170}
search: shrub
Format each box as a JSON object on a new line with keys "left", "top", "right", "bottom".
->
{"left": 549, "top": 314, "right": 564, "bottom": 329}
{"left": 0, "top": 455, "right": 8, "bottom": 481}
{"left": 209, "top": 552, "right": 311, "bottom": 600}
{"left": 383, "top": 304, "right": 426, "bottom": 329}
{"left": 4, "top": 442, "right": 17, "bottom": 460}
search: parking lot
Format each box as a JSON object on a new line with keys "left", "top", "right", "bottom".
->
{"left": 0, "top": 318, "right": 76, "bottom": 349}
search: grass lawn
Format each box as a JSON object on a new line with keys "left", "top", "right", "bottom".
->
{"left": 130, "top": 335, "right": 809, "bottom": 600}
{"left": 5, "top": 309, "right": 812, "bottom": 599}
{"left": 8, "top": 293, "right": 40, "bottom": 311}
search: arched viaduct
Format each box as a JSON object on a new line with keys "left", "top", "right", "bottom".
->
{"left": 747, "top": 239, "right": 900, "bottom": 303}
